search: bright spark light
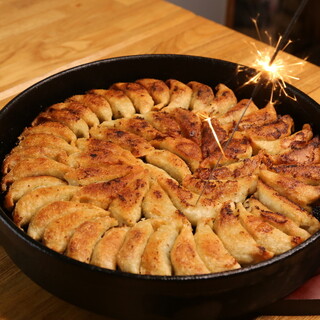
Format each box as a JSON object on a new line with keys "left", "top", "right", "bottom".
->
{"left": 240, "top": 35, "right": 305, "bottom": 103}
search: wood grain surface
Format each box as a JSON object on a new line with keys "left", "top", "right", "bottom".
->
{"left": 1, "top": 0, "right": 320, "bottom": 319}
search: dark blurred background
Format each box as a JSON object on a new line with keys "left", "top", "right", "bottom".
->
{"left": 168, "top": 0, "right": 320, "bottom": 66}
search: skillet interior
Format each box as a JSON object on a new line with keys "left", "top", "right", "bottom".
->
{"left": 0, "top": 54, "right": 320, "bottom": 320}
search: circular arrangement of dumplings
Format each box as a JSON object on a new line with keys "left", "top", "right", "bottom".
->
{"left": 1, "top": 78, "right": 320, "bottom": 276}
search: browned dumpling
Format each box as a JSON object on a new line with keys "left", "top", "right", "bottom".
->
{"left": 20, "top": 121, "right": 77, "bottom": 143}
{"left": 213, "top": 201, "right": 274, "bottom": 264}
{"left": 117, "top": 219, "right": 154, "bottom": 274}
{"left": 110, "top": 82, "right": 154, "bottom": 114}
{"left": 1, "top": 157, "right": 72, "bottom": 191}
{"left": 244, "top": 197, "right": 310, "bottom": 242}
{"left": 2, "top": 77, "right": 319, "bottom": 277}
{"left": 90, "top": 127, "right": 154, "bottom": 157}
{"left": 170, "top": 223, "right": 210, "bottom": 275}
{"left": 89, "top": 89, "right": 135, "bottom": 118}
{"left": 188, "top": 81, "right": 215, "bottom": 113}
{"left": 66, "top": 216, "right": 118, "bottom": 263}
{"left": 151, "top": 136, "right": 202, "bottom": 172}
{"left": 242, "top": 115, "right": 294, "bottom": 141}
{"left": 268, "top": 163, "right": 320, "bottom": 185}
{"left": 27, "top": 201, "right": 108, "bottom": 241}
{"left": 91, "top": 226, "right": 130, "bottom": 270}
{"left": 67, "top": 93, "right": 113, "bottom": 122}
{"left": 135, "top": 78, "right": 170, "bottom": 110}
{"left": 169, "top": 108, "right": 202, "bottom": 145}
{"left": 237, "top": 202, "right": 297, "bottom": 254}
{"left": 143, "top": 111, "right": 181, "bottom": 137}
{"left": 13, "top": 185, "right": 79, "bottom": 227}
{"left": 256, "top": 180, "right": 320, "bottom": 234}
{"left": 5, "top": 176, "right": 66, "bottom": 210}
{"left": 145, "top": 149, "right": 191, "bottom": 183}
{"left": 43, "top": 207, "right": 111, "bottom": 253}
{"left": 140, "top": 222, "right": 179, "bottom": 275}
{"left": 163, "top": 79, "right": 193, "bottom": 111}
{"left": 210, "top": 84, "right": 237, "bottom": 115}
{"left": 2, "top": 146, "right": 69, "bottom": 174}
{"left": 194, "top": 219, "right": 240, "bottom": 273}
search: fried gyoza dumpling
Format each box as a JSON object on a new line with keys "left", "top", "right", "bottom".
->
{"left": 238, "top": 102, "right": 278, "bottom": 130}
{"left": 243, "top": 115, "right": 294, "bottom": 141}
{"left": 33, "top": 109, "right": 90, "bottom": 138}
{"left": 140, "top": 222, "right": 180, "bottom": 275}
{"left": 162, "top": 79, "right": 193, "bottom": 111}
{"left": 251, "top": 124, "right": 313, "bottom": 155}
{"left": 20, "top": 121, "right": 77, "bottom": 143}
{"left": 13, "top": 185, "right": 79, "bottom": 227}
{"left": 66, "top": 216, "right": 118, "bottom": 263}
{"left": 135, "top": 78, "right": 170, "bottom": 110}
{"left": 237, "top": 202, "right": 297, "bottom": 254}
{"left": 194, "top": 219, "right": 240, "bottom": 272}
{"left": 90, "top": 127, "right": 154, "bottom": 157}
{"left": 108, "top": 167, "right": 149, "bottom": 226}
{"left": 217, "top": 99, "right": 259, "bottom": 125}
{"left": 4, "top": 176, "right": 66, "bottom": 210}
{"left": 17, "top": 133, "right": 78, "bottom": 154}
{"left": 141, "top": 180, "right": 188, "bottom": 225}
{"left": 110, "top": 82, "right": 154, "bottom": 114}
{"left": 67, "top": 93, "right": 113, "bottom": 122}
{"left": 2, "top": 146, "right": 68, "bottom": 174}
{"left": 244, "top": 197, "right": 310, "bottom": 242}
{"left": 256, "top": 180, "right": 320, "bottom": 234}
{"left": 170, "top": 223, "right": 209, "bottom": 275}
{"left": 117, "top": 219, "right": 154, "bottom": 274}
{"left": 109, "top": 116, "right": 162, "bottom": 141}
{"left": 182, "top": 175, "right": 257, "bottom": 203}
{"left": 42, "top": 206, "right": 111, "bottom": 253}
{"left": 145, "top": 149, "right": 191, "bottom": 182}
{"left": 269, "top": 163, "right": 320, "bottom": 185}
{"left": 200, "top": 132, "right": 252, "bottom": 168}
{"left": 27, "top": 201, "right": 108, "bottom": 241}
{"left": 158, "top": 176, "right": 221, "bottom": 225}
{"left": 210, "top": 84, "right": 237, "bottom": 115}
{"left": 89, "top": 89, "right": 135, "bottom": 119}
{"left": 1, "top": 157, "right": 72, "bottom": 191}
{"left": 151, "top": 136, "right": 202, "bottom": 172}
{"left": 91, "top": 226, "right": 130, "bottom": 270}
{"left": 188, "top": 81, "right": 215, "bottom": 113}
{"left": 143, "top": 111, "right": 181, "bottom": 137}
{"left": 213, "top": 201, "right": 273, "bottom": 264}
{"left": 259, "top": 169, "right": 320, "bottom": 208}
{"left": 169, "top": 108, "right": 202, "bottom": 145}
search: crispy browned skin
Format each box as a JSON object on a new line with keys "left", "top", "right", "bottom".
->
{"left": 135, "top": 78, "right": 170, "bottom": 110}
{"left": 143, "top": 111, "right": 181, "bottom": 137}
{"left": 169, "top": 108, "right": 202, "bottom": 145}
{"left": 201, "top": 133, "right": 252, "bottom": 167}
{"left": 90, "top": 127, "right": 154, "bottom": 157}
{"left": 163, "top": 79, "right": 193, "bottom": 110}
{"left": 269, "top": 164, "right": 320, "bottom": 185}
{"left": 243, "top": 115, "right": 294, "bottom": 141}
{"left": 112, "top": 116, "right": 163, "bottom": 141}
{"left": 188, "top": 81, "right": 215, "bottom": 113}
{"left": 67, "top": 93, "right": 112, "bottom": 122}
{"left": 110, "top": 82, "right": 154, "bottom": 114}
{"left": 210, "top": 84, "right": 237, "bottom": 115}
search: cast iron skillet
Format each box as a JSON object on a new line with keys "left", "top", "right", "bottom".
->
{"left": 0, "top": 54, "right": 320, "bottom": 320}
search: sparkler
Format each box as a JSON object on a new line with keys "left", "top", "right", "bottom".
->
{"left": 195, "top": 0, "right": 310, "bottom": 204}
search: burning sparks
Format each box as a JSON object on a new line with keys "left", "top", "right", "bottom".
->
{"left": 240, "top": 38, "right": 305, "bottom": 102}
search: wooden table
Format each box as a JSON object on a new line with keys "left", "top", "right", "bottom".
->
{"left": 1, "top": 1, "right": 320, "bottom": 319}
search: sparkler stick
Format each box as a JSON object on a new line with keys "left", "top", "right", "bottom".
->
{"left": 195, "top": 0, "right": 310, "bottom": 205}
